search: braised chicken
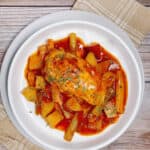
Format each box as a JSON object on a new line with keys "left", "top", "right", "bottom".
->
{"left": 44, "top": 49, "right": 102, "bottom": 105}
{"left": 22, "top": 33, "right": 127, "bottom": 141}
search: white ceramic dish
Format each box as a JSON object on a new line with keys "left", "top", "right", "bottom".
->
{"left": 1, "top": 11, "right": 144, "bottom": 150}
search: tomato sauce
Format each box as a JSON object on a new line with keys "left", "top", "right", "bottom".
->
{"left": 24, "top": 34, "right": 128, "bottom": 139}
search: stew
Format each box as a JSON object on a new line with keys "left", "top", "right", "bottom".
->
{"left": 22, "top": 33, "right": 128, "bottom": 141}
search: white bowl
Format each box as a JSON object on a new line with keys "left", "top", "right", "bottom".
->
{"left": 1, "top": 11, "right": 144, "bottom": 150}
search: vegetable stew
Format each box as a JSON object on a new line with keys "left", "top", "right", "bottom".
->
{"left": 22, "top": 33, "right": 128, "bottom": 141}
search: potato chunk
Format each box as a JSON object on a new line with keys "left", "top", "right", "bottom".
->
{"left": 64, "top": 113, "right": 78, "bottom": 141}
{"left": 41, "top": 101, "right": 54, "bottom": 117}
{"left": 116, "top": 70, "right": 125, "bottom": 113}
{"left": 96, "top": 60, "right": 111, "bottom": 74}
{"left": 92, "top": 105, "right": 103, "bottom": 116}
{"left": 35, "top": 76, "right": 46, "bottom": 89}
{"left": 66, "top": 98, "right": 82, "bottom": 111}
{"left": 69, "top": 33, "right": 76, "bottom": 51}
{"left": 38, "top": 45, "right": 47, "bottom": 58}
{"left": 29, "top": 54, "right": 42, "bottom": 70}
{"left": 27, "top": 71, "right": 35, "bottom": 86}
{"left": 104, "top": 101, "right": 117, "bottom": 118}
{"left": 47, "top": 39, "right": 54, "bottom": 50}
{"left": 88, "top": 120, "right": 102, "bottom": 131}
{"left": 22, "top": 87, "right": 37, "bottom": 102}
{"left": 51, "top": 84, "right": 62, "bottom": 105}
{"left": 46, "top": 110, "right": 64, "bottom": 128}
{"left": 86, "top": 52, "right": 97, "bottom": 66}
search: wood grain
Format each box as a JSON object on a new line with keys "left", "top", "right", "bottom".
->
{"left": 0, "top": 7, "right": 70, "bottom": 66}
{"left": 0, "top": 83, "right": 149, "bottom": 150}
{"left": 0, "top": 0, "right": 149, "bottom": 150}
{"left": 0, "top": 0, "right": 148, "bottom": 7}
{"left": 0, "top": 0, "right": 75, "bottom": 6}
{"left": 0, "top": 7, "right": 149, "bottom": 81}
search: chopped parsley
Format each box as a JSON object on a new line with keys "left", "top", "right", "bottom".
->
{"left": 47, "top": 76, "right": 55, "bottom": 82}
{"left": 58, "top": 77, "right": 72, "bottom": 83}
{"left": 56, "top": 53, "right": 64, "bottom": 60}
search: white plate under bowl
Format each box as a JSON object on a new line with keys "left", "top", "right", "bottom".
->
{"left": 3, "top": 11, "right": 144, "bottom": 150}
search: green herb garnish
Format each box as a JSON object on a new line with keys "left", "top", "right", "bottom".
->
{"left": 58, "top": 77, "right": 72, "bottom": 83}
{"left": 47, "top": 76, "right": 55, "bottom": 82}
{"left": 56, "top": 53, "right": 64, "bottom": 60}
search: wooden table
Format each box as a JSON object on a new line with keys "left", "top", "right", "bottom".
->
{"left": 0, "top": 0, "right": 150, "bottom": 149}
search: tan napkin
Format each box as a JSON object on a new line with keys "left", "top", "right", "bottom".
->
{"left": 0, "top": 104, "right": 39, "bottom": 150}
{"left": 0, "top": 0, "right": 150, "bottom": 149}
{"left": 73, "top": 0, "right": 150, "bottom": 46}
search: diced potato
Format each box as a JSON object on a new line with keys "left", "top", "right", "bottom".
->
{"left": 96, "top": 60, "right": 111, "bottom": 74}
{"left": 46, "top": 110, "right": 64, "bottom": 128}
{"left": 29, "top": 54, "right": 42, "bottom": 70}
{"left": 54, "top": 102, "right": 63, "bottom": 115}
{"left": 54, "top": 103, "right": 72, "bottom": 119}
{"left": 104, "top": 101, "right": 117, "bottom": 118}
{"left": 69, "top": 33, "right": 76, "bottom": 51}
{"left": 66, "top": 98, "right": 82, "bottom": 111}
{"left": 41, "top": 101, "right": 54, "bottom": 117}
{"left": 101, "top": 71, "right": 116, "bottom": 89}
{"left": 27, "top": 71, "right": 35, "bottom": 86}
{"left": 47, "top": 39, "right": 54, "bottom": 50}
{"left": 51, "top": 84, "right": 62, "bottom": 106}
{"left": 88, "top": 120, "right": 102, "bottom": 131}
{"left": 64, "top": 113, "right": 78, "bottom": 141}
{"left": 95, "top": 72, "right": 115, "bottom": 106}
{"left": 35, "top": 76, "right": 46, "bottom": 89}
{"left": 104, "top": 87, "right": 115, "bottom": 102}
{"left": 116, "top": 70, "right": 125, "bottom": 113}
{"left": 22, "top": 87, "right": 37, "bottom": 102}
{"left": 92, "top": 88, "right": 115, "bottom": 115}
{"left": 96, "top": 120, "right": 102, "bottom": 131}
{"left": 92, "top": 105, "right": 103, "bottom": 116}
{"left": 86, "top": 52, "right": 97, "bottom": 66}
{"left": 63, "top": 110, "right": 72, "bottom": 119}
{"left": 96, "top": 90, "right": 106, "bottom": 106}
{"left": 38, "top": 45, "right": 47, "bottom": 58}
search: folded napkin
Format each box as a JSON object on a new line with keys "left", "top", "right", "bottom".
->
{"left": 73, "top": 0, "right": 150, "bottom": 46}
{"left": 0, "top": 104, "right": 39, "bottom": 150}
{"left": 0, "top": 0, "right": 149, "bottom": 149}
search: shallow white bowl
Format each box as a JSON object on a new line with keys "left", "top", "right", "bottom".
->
{"left": 2, "top": 11, "right": 144, "bottom": 150}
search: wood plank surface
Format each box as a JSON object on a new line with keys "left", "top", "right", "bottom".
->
{"left": 0, "top": 0, "right": 149, "bottom": 150}
{"left": 0, "top": 0, "right": 147, "bottom": 7}
{"left": 0, "top": 0, "right": 75, "bottom": 6}
{"left": 0, "top": 7, "right": 70, "bottom": 66}
{"left": 0, "top": 6, "right": 149, "bottom": 81}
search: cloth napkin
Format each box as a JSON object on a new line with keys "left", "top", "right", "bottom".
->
{"left": 73, "top": 0, "right": 150, "bottom": 46}
{"left": 0, "top": 0, "right": 150, "bottom": 149}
